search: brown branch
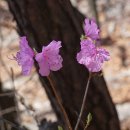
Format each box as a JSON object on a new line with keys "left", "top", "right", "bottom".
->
{"left": 47, "top": 75, "right": 72, "bottom": 130}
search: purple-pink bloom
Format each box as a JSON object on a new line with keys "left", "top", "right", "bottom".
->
{"left": 35, "top": 40, "right": 63, "bottom": 76}
{"left": 77, "top": 39, "right": 110, "bottom": 72}
{"left": 84, "top": 18, "right": 99, "bottom": 40}
{"left": 15, "top": 36, "right": 34, "bottom": 75}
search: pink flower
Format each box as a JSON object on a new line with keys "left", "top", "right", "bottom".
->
{"left": 35, "top": 40, "right": 63, "bottom": 76}
{"left": 84, "top": 18, "right": 99, "bottom": 40}
{"left": 15, "top": 36, "right": 34, "bottom": 75}
{"left": 77, "top": 39, "right": 110, "bottom": 72}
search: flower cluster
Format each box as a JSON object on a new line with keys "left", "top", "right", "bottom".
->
{"left": 15, "top": 18, "right": 109, "bottom": 76}
{"left": 15, "top": 37, "right": 63, "bottom": 76}
{"left": 77, "top": 18, "right": 110, "bottom": 72}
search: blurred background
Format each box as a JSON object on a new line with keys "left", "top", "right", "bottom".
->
{"left": 0, "top": 0, "right": 130, "bottom": 130}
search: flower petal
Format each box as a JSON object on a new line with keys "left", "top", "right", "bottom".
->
{"left": 80, "top": 39, "right": 96, "bottom": 56}
{"left": 49, "top": 55, "right": 63, "bottom": 71}
{"left": 97, "top": 48, "right": 110, "bottom": 62}
{"left": 35, "top": 52, "right": 50, "bottom": 76}
{"left": 21, "top": 58, "right": 34, "bottom": 75}
{"left": 84, "top": 18, "right": 99, "bottom": 40}
{"left": 20, "top": 36, "right": 34, "bottom": 57}
{"left": 42, "top": 40, "right": 61, "bottom": 55}
{"left": 38, "top": 60, "right": 50, "bottom": 76}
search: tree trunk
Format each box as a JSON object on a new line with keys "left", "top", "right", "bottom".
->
{"left": 7, "top": 0, "right": 120, "bottom": 130}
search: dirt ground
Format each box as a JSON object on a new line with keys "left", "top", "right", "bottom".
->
{"left": 0, "top": 0, "right": 130, "bottom": 130}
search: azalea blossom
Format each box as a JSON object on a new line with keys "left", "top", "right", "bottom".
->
{"left": 15, "top": 36, "right": 34, "bottom": 75}
{"left": 84, "top": 18, "right": 99, "bottom": 40}
{"left": 35, "top": 40, "right": 63, "bottom": 76}
{"left": 77, "top": 39, "right": 110, "bottom": 72}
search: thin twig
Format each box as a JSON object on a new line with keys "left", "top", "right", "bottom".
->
{"left": 0, "top": 107, "right": 16, "bottom": 116}
{"left": 1, "top": 118, "right": 24, "bottom": 130}
{"left": 74, "top": 111, "right": 85, "bottom": 128}
{"left": 0, "top": 120, "right": 5, "bottom": 130}
{"left": 4, "top": 69, "right": 39, "bottom": 125}
{"left": 48, "top": 75, "right": 72, "bottom": 130}
{"left": 0, "top": 106, "right": 5, "bottom": 130}
{"left": 84, "top": 124, "right": 89, "bottom": 130}
{"left": 10, "top": 68, "right": 21, "bottom": 125}
{"left": 74, "top": 73, "right": 92, "bottom": 130}
{"left": 0, "top": 92, "right": 14, "bottom": 97}
{"left": 17, "top": 93, "right": 39, "bottom": 125}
